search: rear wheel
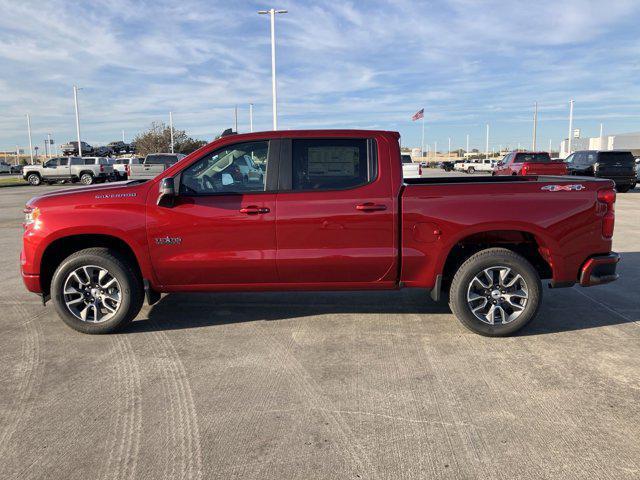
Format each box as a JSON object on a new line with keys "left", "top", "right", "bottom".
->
{"left": 80, "top": 172, "right": 94, "bottom": 185}
{"left": 27, "top": 173, "right": 41, "bottom": 186}
{"left": 50, "top": 248, "right": 144, "bottom": 334}
{"left": 467, "top": 166, "right": 475, "bottom": 174}
{"left": 616, "top": 185, "right": 630, "bottom": 193}
{"left": 449, "top": 248, "right": 542, "bottom": 336}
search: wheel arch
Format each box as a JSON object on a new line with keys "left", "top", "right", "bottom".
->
{"left": 439, "top": 229, "right": 555, "bottom": 290}
{"left": 39, "top": 233, "right": 146, "bottom": 296}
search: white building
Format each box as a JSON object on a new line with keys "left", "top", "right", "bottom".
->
{"left": 559, "top": 130, "right": 640, "bottom": 158}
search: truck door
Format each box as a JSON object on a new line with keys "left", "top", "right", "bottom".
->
{"left": 275, "top": 137, "right": 397, "bottom": 284}
{"left": 54, "top": 157, "right": 72, "bottom": 179}
{"left": 146, "top": 140, "right": 278, "bottom": 286}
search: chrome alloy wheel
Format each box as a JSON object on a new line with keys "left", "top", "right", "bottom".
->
{"left": 466, "top": 266, "right": 529, "bottom": 325}
{"left": 62, "top": 265, "right": 122, "bottom": 323}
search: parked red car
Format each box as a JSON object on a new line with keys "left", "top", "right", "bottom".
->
{"left": 493, "top": 151, "right": 568, "bottom": 176}
{"left": 22, "top": 130, "right": 618, "bottom": 336}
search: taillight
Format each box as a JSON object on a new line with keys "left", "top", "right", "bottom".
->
{"left": 521, "top": 164, "right": 529, "bottom": 175}
{"left": 125, "top": 164, "right": 130, "bottom": 174}
{"left": 597, "top": 188, "right": 616, "bottom": 238}
{"left": 100, "top": 165, "right": 104, "bottom": 172}
{"left": 418, "top": 165, "right": 422, "bottom": 176}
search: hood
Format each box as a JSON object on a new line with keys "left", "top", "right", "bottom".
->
{"left": 27, "top": 180, "right": 151, "bottom": 207}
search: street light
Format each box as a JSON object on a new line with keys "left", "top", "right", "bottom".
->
{"left": 169, "top": 111, "right": 174, "bottom": 154}
{"left": 26, "top": 114, "right": 34, "bottom": 164}
{"left": 73, "top": 85, "right": 83, "bottom": 157}
{"left": 258, "top": 8, "right": 287, "bottom": 130}
{"left": 249, "top": 103, "right": 254, "bottom": 132}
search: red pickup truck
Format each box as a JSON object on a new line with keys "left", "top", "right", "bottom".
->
{"left": 493, "top": 151, "right": 568, "bottom": 176}
{"left": 21, "top": 130, "right": 619, "bottom": 337}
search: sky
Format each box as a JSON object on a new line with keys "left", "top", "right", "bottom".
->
{"left": 1, "top": 0, "right": 640, "bottom": 154}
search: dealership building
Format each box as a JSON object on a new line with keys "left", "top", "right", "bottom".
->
{"left": 560, "top": 131, "right": 640, "bottom": 158}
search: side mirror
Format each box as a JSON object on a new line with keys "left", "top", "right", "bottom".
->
{"left": 157, "top": 177, "right": 176, "bottom": 207}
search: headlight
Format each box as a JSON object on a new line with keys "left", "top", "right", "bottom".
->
{"left": 23, "top": 206, "right": 40, "bottom": 227}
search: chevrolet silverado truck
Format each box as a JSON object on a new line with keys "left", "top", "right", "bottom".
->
{"left": 23, "top": 156, "right": 112, "bottom": 185}
{"left": 493, "top": 151, "right": 568, "bottom": 176}
{"left": 21, "top": 130, "right": 620, "bottom": 336}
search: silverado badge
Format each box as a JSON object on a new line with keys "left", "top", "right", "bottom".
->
{"left": 155, "top": 236, "right": 182, "bottom": 245}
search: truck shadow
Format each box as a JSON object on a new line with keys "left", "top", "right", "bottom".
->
{"left": 124, "top": 249, "right": 639, "bottom": 336}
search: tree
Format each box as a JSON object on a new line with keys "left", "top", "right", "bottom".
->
{"left": 133, "top": 122, "right": 207, "bottom": 157}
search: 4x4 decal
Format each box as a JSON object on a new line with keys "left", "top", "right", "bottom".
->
{"left": 541, "top": 184, "right": 585, "bottom": 192}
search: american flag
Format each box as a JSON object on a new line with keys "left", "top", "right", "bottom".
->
{"left": 412, "top": 108, "right": 424, "bottom": 121}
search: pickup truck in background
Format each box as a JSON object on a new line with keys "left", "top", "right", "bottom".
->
{"left": 401, "top": 154, "right": 422, "bottom": 177}
{"left": 493, "top": 151, "right": 568, "bottom": 176}
{"left": 112, "top": 157, "right": 143, "bottom": 180}
{"left": 456, "top": 158, "right": 495, "bottom": 174}
{"left": 564, "top": 150, "right": 637, "bottom": 192}
{"left": 22, "top": 157, "right": 112, "bottom": 185}
{"left": 21, "top": 129, "right": 619, "bottom": 337}
{"left": 60, "top": 141, "right": 94, "bottom": 156}
{"left": 128, "top": 153, "right": 186, "bottom": 180}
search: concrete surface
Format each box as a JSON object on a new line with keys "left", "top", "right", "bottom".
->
{"left": 1, "top": 181, "right": 639, "bottom": 480}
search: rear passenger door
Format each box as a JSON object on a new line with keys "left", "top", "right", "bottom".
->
{"left": 275, "top": 137, "right": 397, "bottom": 284}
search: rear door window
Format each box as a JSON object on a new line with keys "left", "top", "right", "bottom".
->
{"left": 291, "top": 138, "right": 376, "bottom": 191}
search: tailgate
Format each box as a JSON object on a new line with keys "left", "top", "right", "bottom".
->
{"left": 523, "top": 161, "right": 567, "bottom": 175}
{"left": 130, "top": 164, "right": 165, "bottom": 179}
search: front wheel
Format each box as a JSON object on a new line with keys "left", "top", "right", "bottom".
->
{"left": 616, "top": 185, "right": 630, "bottom": 193}
{"left": 449, "top": 248, "right": 542, "bottom": 336}
{"left": 467, "top": 167, "right": 475, "bottom": 174}
{"left": 50, "top": 248, "right": 144, "bottom": 334}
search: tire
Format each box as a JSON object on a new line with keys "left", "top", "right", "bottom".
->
{"left": 449, "top": 247, "right": 542, "bottom": 336}
{"left": 80, "top": 172, "right": 94, "bottom": 185}
{"left": 27, "top": 173, "right": 41, "bottom": 186}
{"left": 467, "top": 167, "right": 475, "bottom": 174}
{"left": 50, "top": 248, "right": 144, "bottom": 334}
{"left": 616, "top": 185, "right": 630, "bottom": 193}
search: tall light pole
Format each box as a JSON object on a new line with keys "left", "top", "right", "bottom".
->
{"left": 448, "top": 137, "right": 451, "bottom": 159}
{"left": 567, "top": 99, "right": 574, "bottom": 156}
{"left": 485, "top": 123, "right": 490, "bottom": 160}
{"left": 249, "top": 103, "right": 254, "bottom": 132}
{"left": 466, "top": 134, "right": 469, "bottom": 155}
{"left": 532, "top": 101, "right": 538, "bottom": 150}
{"left": 258, "top": 8, "right": 287, "bottom": 130}
{"left": 169, "top": 111, "right": 174, "bottom": 154}
{"left": 73, "top": 85, "right": 83, "bottom": 157}
{"left": 122, "top": 129, "right": 125, "bottom": 143}
{"left": 26, "top": 114, "right": 34, "bottom": 164}
{"left": 549, "top": 138, "right": 552, "bottom": 154}
{"left": 47, "top": 133, "right": 52, "bottom": 159}
{"left": 599, "top": 122, "right": 604, "bottom": 150}
{"left": 234, "top": 105, "right": 238, "bottom": 133}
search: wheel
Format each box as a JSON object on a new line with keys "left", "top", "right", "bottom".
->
{"left": 27, "top": 173, "right": 41, "bottom": 186}
{"left": 80, "top": 173, "right": 94, "bottom": 185}
{"left": 449, "top": 248, "right": 542, "bottom": 336}
{"left": 467, "top": 167, "right": 475, "bottom": 174}
{"left": 616, "top": 185, "right": 630, "bottom": 193}
{"left": 50, "top": 248, "right": 144, "bottom": 334}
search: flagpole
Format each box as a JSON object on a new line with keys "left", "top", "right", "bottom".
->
{"left": 421, "top": 114, "right": 425, "bottom": 158}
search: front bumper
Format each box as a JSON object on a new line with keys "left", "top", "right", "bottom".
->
{"left": 579, "top": 253, "right": 620, "bottom": 287}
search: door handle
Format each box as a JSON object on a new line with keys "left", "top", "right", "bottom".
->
{"left": 240, "top": 205, "right": 270, "bottom": 215}
{"left": 355, "top": 203, "right": 387, "bottom": 212}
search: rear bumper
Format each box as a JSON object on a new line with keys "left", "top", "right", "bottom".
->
{"left": 579, "top": 253, "right": 620, "bottom": 287}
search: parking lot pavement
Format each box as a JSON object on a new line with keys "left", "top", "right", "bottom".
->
{"left": 1, "top": 183, "right": 639, "bottom": 480}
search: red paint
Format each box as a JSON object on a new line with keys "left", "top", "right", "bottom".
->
{"left": 494, "top": 151, "right": 568, "bottom": 176}
{"left": 21, "top": 130, "right": 617, "bottom": 297}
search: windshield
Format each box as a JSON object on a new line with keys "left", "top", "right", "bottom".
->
{"left": 514, "top": 153, "right": 552, "bottom": 163}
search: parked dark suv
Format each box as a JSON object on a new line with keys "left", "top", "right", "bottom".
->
{"left": 564, "top": 150, "right": 637, "bottom": 192}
